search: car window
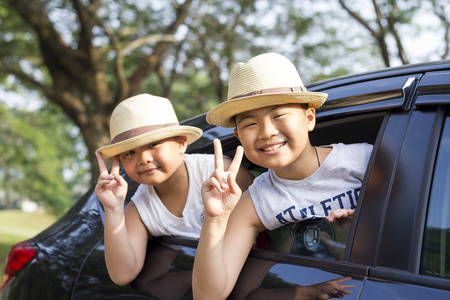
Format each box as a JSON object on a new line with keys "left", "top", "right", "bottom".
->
{"left": 255, "top": 217, "right": 353, "bottom": 261}
{"left": 421, "top": 111, "right": 450, "bottom": 279}
{"left": 252, "top": 112, "right": 383, "bottom": 260}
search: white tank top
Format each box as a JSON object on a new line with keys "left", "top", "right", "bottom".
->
{"left": 131, "top": 153, "right": 215, "bottom": 238}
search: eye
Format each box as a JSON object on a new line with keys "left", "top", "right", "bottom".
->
{"left": 148, "top": 142, "right": 159, "bottom": 148}
{"left": 274, "top": 113, "right": 285, "bottom": 119}
{"left": 120, "top": 150, "right": 135, "bottom": 160}
{"left": 125, "top": 150, "right": 135, "bottom": 156}
{"left": 240, "top": 122, "right": 257, "bottom": 130}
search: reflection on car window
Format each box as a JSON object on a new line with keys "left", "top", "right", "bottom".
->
{"left": 421, "top": 112, "right": 450, "bottom": 279}
{"left": 255, "top": 217, "right": 353, "bottom": 261}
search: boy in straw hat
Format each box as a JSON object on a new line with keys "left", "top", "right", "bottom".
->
{"left": 94, "top": 94, "right": 254, "bottom": 293}
{"left": 193, "top": 53, "right": 373, "bottom": 299}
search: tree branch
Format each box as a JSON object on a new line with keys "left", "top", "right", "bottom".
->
{"left": 121, "top": 34, "right": 177, "bottom": 55}
{"left": 86, "top": 3, "right": 129, "bottom": 101}
{"left": 338, "top": 0, "right": 390, "bottom": 67}
{"left": 338, "top": 0, "right": 377, "bottom": 36}
{"left": 432, "top": 0, "right": 450, "bottom": 59}
{"left": 127, "top": 0, "right": 192, "bottom": 95}
{"left": 0, "top": 62, "right": 48, "bottom": 93}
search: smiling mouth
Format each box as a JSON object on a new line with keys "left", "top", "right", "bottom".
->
{"left": 140, "top": 167, "right": 158, "bottom": 175}
{"left": 261, "top": 142, "right": 285, "bottom": 152}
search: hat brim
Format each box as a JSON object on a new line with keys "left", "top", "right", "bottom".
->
{"left": 206, "top": 92, "right": 328, "bottom": 127}
{"left": 97, "top": 126, "right": 203, "bottom": 159}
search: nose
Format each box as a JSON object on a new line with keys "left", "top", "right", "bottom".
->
{"left": 258, "top": 119, "right": 279, "bottom": 139}
{"left": 138, "top": 149, "right": 153, "bottom": 165}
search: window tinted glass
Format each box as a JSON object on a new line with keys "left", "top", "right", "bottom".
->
{"left": 421, "top": 112, "right": 450, "bottom": 278}
{"left": 255, "top": 217, "right": 353, "bottom": 261}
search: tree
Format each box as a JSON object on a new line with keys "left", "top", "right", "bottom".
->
{"left": 1, "top": 0, "right": 448, "bottom": 190}
{"left": 0, "top": 0, "right": 195, "bottom": 183}
{"left": 0, "top": 101, "right": 89, "bottom": 215}
{"left": 337, "top": 0, "right": 449, "bottom": 67}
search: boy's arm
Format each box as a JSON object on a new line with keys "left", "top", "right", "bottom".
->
{"left": 241, "top": 277, "right": 354, "bottom": 300}
{"left": 95, "top": 152, "right": 148, "bottom": 285}
{"left": 193, "top": 140, "right": 264, "bottom": 300}
{"left": 194, "top": 191, "right": 262, "bottom": 299}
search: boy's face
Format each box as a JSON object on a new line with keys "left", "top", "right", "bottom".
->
{"left": 118, "top": 137, "right": 187, "bottom": 186}
{"left": 233, "top": 103, "right": 315, "bottom": 171}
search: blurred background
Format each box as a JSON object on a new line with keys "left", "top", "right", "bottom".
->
{"left": 0, "top": 0, "right": 449, "bottom": 267}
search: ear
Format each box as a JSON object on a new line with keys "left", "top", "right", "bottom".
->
{"left": 233, "top": 128, "right": 240, "bottom": 140}
{"left": 306, "top": 107, "right": 316, "bottom": 132}
{"left": 177, "top": 136, "right": 188, "bottom": 154}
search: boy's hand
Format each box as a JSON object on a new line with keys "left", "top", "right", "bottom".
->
{"left": 326, "top": 209, "right": 355, "bottom": 222}
{"left": 201, "top": 139, "right": 243, "bottom": 217}
{"left": 308, "top": 277, "right": 354, "bottom": 299}
{"left": 94, "top": 151, "right": 128, "bottom": 211}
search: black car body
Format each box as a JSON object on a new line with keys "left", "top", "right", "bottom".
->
{"left": 1, "top": 60, "right": 450, "bottom": 299}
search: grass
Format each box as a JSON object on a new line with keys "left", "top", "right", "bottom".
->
{"left": 0, "top": 210, "right": 57, "bottom": 275}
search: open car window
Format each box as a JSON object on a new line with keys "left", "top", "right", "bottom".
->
{"left": 251, "top": 111, "right": 384, "bottom": 260}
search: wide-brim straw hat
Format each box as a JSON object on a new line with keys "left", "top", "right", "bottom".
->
{"left": 206, "top": 53, "right": 328, "bottom": 127}
{"left": 97, "top": 94, "right": 203, "bottom": 158}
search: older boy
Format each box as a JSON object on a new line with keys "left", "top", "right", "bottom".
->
{"left": 193, "top": 53, "right": 372, "bottom": 299}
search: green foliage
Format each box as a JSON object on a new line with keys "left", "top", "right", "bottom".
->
{"left": 0, "top": 101, "right": 89, "bottom": 215}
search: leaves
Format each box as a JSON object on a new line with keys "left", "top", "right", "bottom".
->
{"left": 0, "top": 101, "right": 89, "bottom": 215}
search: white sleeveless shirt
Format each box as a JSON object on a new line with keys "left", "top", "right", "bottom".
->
{"left": 131, "top": 153, "right": 215, "bottom": 238}
{"left": 249, "top": 143, "right": 373, "bottom": 230}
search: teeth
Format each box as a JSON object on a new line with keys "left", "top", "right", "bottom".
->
{"left": 263, "top": 144, "right": 282, "bottom": 151}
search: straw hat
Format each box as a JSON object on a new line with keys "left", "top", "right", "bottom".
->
{"left": 206, "top": 53, "right": 328, "bottom": 127}
{"left": 97, "top": 94, "right": 203, "bottom": 158}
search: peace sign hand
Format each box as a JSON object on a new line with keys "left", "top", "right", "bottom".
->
{"left": 201, "top": 139, "right": 244, "bottom": 218}
{"left": 94, "top": 151, "right": 128, "bottom": 212}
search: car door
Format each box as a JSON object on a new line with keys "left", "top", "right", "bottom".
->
{"left": 225, "top": 70, "right": 450, "bottom": 299}
{"left": 356, "top": 70, "right": 450, "bottom": 299}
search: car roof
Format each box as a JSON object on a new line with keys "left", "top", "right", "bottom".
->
{"left": 307, "top": 60, "right": 450, "bottom": 91}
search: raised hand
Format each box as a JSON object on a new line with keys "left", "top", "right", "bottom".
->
{"left": 94, "top": 151, "right": 128, "bottom": 211}
{"left": 201, "top": 139, "right": 244, "bottom": 217}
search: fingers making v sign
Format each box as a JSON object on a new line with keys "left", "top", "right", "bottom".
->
{"left": 201, "top": 139, "right": 244, "bottom": 217}
{"left": 94, "top": 151, "right": 128, "bottom": 211}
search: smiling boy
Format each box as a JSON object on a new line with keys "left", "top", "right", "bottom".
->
{"left": 193, "top": 53, "right": 372, "bottom": 299}
{"left": 94, "top": 94, "right": 254, "bottom": 292}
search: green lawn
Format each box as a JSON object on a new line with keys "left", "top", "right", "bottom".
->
{"left": 0, "top": 210, "right": 56, "bottom": 275}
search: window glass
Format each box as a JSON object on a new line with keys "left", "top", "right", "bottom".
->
{"left": 256, "top": 217, "right": 352, "bottom": 261}
{"left": 421, "top": 113, "right": 450, "bottom": 278}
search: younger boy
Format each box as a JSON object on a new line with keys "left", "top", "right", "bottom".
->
{"left": 94, "top": 94, "right": 254, "bottom": 291}
{"left": 193, "top": 53, "right": 373, "bottom": 299}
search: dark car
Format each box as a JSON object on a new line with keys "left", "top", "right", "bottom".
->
{"left": 1, "top": 60, "right": 450, "bottom": 300}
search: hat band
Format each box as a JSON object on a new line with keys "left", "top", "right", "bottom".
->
{"left": 230, "top": 86, "right": 308, "bottom": 100}
{"left": 111, "top": 123, "right": 179, "bottom": 144}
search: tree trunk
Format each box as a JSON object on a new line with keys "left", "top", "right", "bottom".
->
{"left": 6, "top": 0, "right": 192, "bottom": 183}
